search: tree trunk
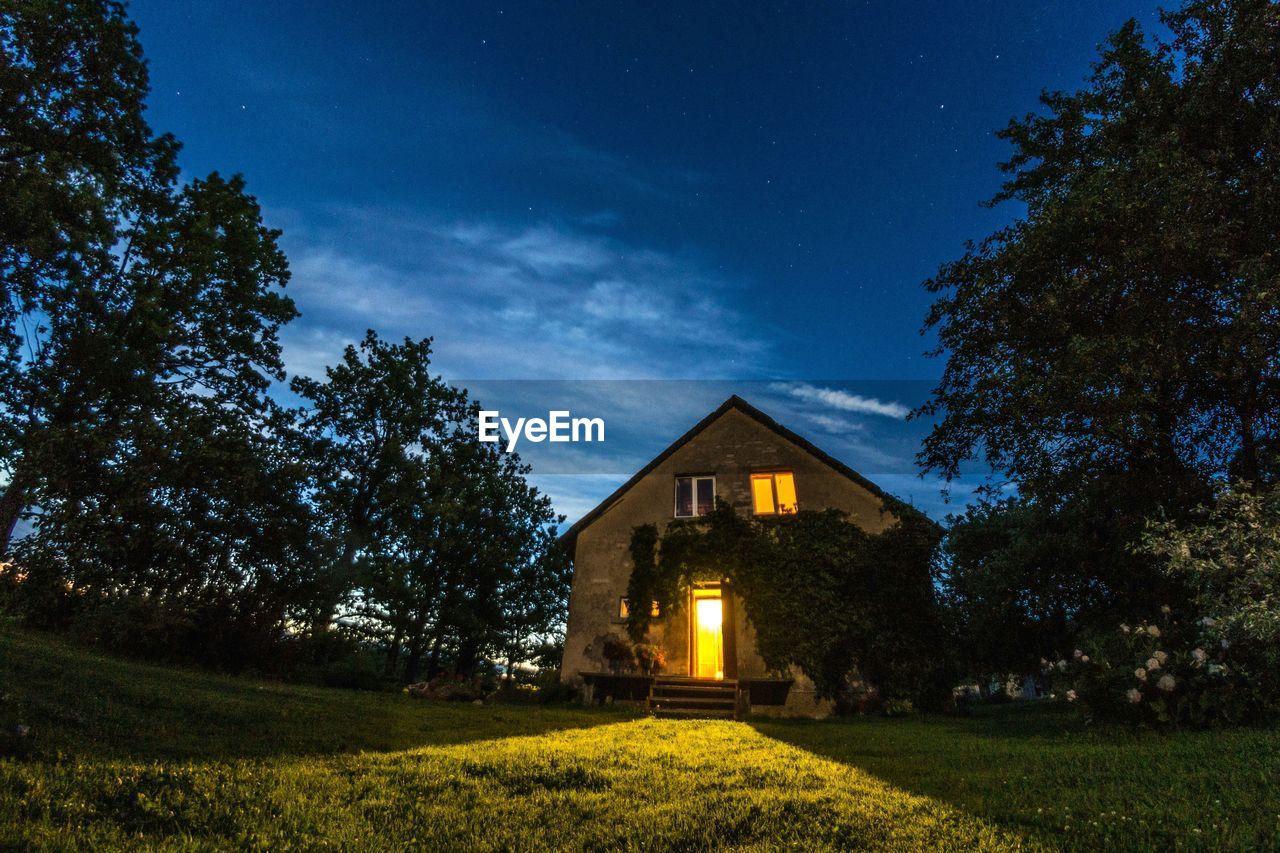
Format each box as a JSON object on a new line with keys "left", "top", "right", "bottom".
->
{"left": 384, "top": 626, "right": 404, "bottom": 677}
{"left": 404, "top": 639, "right": 425, "bottom": 685}
{"left": 0, "top": 465, "right": 29, "bottom": 556}
{"left": 425, "top": 629, "right": 445, "bottom": 679}
{"left": 1237, "top": 404, "right": 1262, "bottom": 489}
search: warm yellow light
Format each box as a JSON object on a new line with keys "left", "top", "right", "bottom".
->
{"left": 751, "top": 474, "right": 775, "bottom": 514}
{"left": 775, "top": 472, "right": 798, "bottom": 514}
{"left": 752, "top": 472, "right": 798, "bottom": 515}
{"left": 694, "top": 596, "right": 724, "bottom": 680}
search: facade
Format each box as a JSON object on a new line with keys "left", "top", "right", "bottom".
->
{"left": 559, "top": 395, "right": 899, "bottom": 715}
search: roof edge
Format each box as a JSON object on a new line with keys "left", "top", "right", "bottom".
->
{"left": 558, "top": 395, "right": 922, "bottom": 551}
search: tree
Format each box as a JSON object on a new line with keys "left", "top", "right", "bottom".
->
{"left": 7, "top": 170, "right": 307, "bottom": 666}
{"left": 295, "top": 334, "right": 568, "bottom": 679}
{"left": 2, "top": 1, "right": 297, "bottom": 557}
{"left": 940, "top": 499, "right": 1098, "bottom": 679}
{"left": 1, "top": 1, "right": 316, "bottom": 670}
{"left": 917, "top": 0, "right": 1280, "bottom": 648}
{"left": 291, "top": 331, "right": 467, "bottom": 638}
{"left": 1, "top": 0, "right": 178, "bottom": 549}
{"left": 919, "top": 0, "right": 1279, "bottom": 500}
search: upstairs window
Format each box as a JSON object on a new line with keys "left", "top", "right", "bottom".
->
{"left": 675, "top": 475, "right": 715, "bottom": 517}
{"left": 751, "top": 471, "right": 798, "bottom": 515}
{"left": 619, "top": 598, "right": 660, "bottom": 619}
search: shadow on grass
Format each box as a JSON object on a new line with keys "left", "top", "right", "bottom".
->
{"left": 0, "top": 628, "right": 635, "bottom": 762}
{"left": 747, "top": 703, "right": 1091, "bottom": 845}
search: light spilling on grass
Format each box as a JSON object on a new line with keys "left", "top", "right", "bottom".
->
{"left": 4, "top": 629, "right": 1280, "bottom": 850}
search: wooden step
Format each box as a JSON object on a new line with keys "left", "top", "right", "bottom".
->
{"left": 655, "top": 691, "right": 737, "bottom": 701}
{"left": 647, "top": 676, "right": 743, "bottom": 720}
{"left": 650, "top": 684, "right": 737, "bottom": 699}
{"left": 651, "top": 707, "right": 735, "bottom": 720}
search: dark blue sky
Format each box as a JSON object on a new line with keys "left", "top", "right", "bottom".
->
{"left": 128, "top": 0, "right": 1166, "bottom": 520}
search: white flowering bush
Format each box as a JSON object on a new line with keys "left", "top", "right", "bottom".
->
{"left": 1147, "top": 482, "right": 1280, "bottom": 708}
{"left": 1048, "top": 613, "right": 1248, "bottom": 727}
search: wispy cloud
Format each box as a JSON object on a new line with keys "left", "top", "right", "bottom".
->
{"left": 772, "top": 382, "right": 911, "bottom": 419}
{"left": 280, "top": 211, "right": 776, "bottom": 381}
{"left": 803, "top": 412, "right": 868, "bottom": 435}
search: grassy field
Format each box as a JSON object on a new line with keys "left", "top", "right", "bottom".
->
{"left": 2, "top": 629, "right": 1278, "bottom": 850}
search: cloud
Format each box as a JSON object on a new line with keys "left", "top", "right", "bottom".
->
{"left": 280, "top": 211, "right": 776, "bottom": 381}
{"left": 772, "top": 382, "right": 910, "bottom": 419}
{"left": 278, "top": 325, "right": 357, "bottom": 381}
{"left": 803, "top": 412, "right": 868, "bottom": 435}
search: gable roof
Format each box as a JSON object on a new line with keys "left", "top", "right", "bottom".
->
{"left": 558, "top": 394, "right": 902, "bottom": 551}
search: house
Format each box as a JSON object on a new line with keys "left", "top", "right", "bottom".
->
{"left": 559, "top": 395, "right": 900, "bottom": 716}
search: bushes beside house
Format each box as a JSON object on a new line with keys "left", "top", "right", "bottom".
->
{"left": 1049, "top": 483, "right": 1280, "bottom": 727}
{"left": 626, "top": 502, "right": 947, "bottom": 709}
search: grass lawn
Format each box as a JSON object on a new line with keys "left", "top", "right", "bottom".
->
{"left": 2, "top": 629, "right": 1278, "bottom": 850}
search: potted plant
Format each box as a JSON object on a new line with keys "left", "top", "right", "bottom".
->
{"left": 633, "top": 643, "right": 668, "bottom": 676}
{"left": 601, "top": 635, "right": 634, "bottom": 673}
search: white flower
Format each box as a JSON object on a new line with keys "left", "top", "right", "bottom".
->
{"left": 1040, "top": 657, "right": 1049, "bottom": 668}
{"left": 1146, "top": 657, "right": 1161, "bottom": 671}
{"left": 1221, "top": 639, "right": 1230, "bottom": 650}
{"left": 1066, "top": 690, "right": 1077, "bottom": 702}
{"left": 1126, "top": 688, "right": 1142, "bottom": 704}
{"left": 1120, "top": 623, "right": 1130, "bottom": 633}
{"left": 1153, "top": 650, "right": 1168, "bottom": 664}
{"left": 1161, "top": 604, "right": 1172, "bottom": 615}
{"left": 1135, "top": 668, "right": 1147, "bottom": 681}
{"left": 1191, "top": 648, "right": 1207, "bottom": 664}
{"left": 1147, "top": 626, "right": 1161, "bottom": 639}
{"left": 1157, "top": 674, "right": 1176, "bottom": 692}
{"left": 1199, "top": 616, "right": 1217, "bottom": 628}
{"left": 1080, "top": 655, "right": 1090, "bottom": 664}
{"left": 1073, "top": 649, "right": 1084, "bottom": 659}
{"left": 1208, "top": 663, "right": 1223, "bottom": 676}
{"left": 1057, "top": 660, "right": 1068, "bottom": 672}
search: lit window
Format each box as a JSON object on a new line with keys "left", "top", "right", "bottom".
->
{"left": 619, "top": 598, "right": 660, "bottom": 619}
{"left": 675, "top": 475, "right": 715, "bottom": 517}
{"left": 751, "top": 471, "right": 798, "bottom": 515}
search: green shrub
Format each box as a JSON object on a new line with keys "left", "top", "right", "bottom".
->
{"left": 1051, "top": 614, "right": 1251, "bottom": 727}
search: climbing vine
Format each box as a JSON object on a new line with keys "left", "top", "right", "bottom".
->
{"left": 625, "top": 500, "right": 948, "bottom": 704}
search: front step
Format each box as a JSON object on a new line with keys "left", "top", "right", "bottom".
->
{"left": 648, "top": 677, "right": 740, "bottom": 719}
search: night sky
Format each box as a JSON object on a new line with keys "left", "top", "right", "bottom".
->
{"left": 127, "top": 0, "right": 1168, "bottom": 521}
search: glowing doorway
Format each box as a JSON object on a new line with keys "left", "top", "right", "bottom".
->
{"left": 693, "top": 592, "right": 724, "bottom": 680}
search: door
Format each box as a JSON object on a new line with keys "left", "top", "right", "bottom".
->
{"left": 693, "top": 589, "right": 724, "bottom": 680}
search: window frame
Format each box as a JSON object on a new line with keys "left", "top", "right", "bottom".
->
{"left": 750, "top": 470, "right": 799, "bottom": 516}
{"left": 619, "top": 597, "right": 660, "bottom": 619}
{"left": 674, "top": 474, "right": 717, "bottom": 518}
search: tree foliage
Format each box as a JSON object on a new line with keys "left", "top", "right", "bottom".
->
{"left": 627, "top": 503, "right": 946, "bottom": 703}
{"left": 1148, "top": 481, "right": 1280, "bottom": 698}
{"left": 920, "top": 2, "right": 1280, "bottom": 500}
{"left": 292, "top": 331, "right": 568, "bottom": 680}
{"left": 0, "top": 1, "right": 573, "bottom": 681}
{"left": 919, "top": 0, "right": 1280, "bottom": 677}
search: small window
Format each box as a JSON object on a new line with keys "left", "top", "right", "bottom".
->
{"left": 619, "top": 598, "right": 660, "bottom": 619}
{"left": 751, "top": 471, "right": 798, "bottom": 515}
{"left": 675, "top": 475, "right": 716, "bottom": 517}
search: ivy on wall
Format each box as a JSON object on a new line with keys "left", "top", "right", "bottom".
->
{"left": 625, "top": 500, "right": 948, "bottom": 703}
